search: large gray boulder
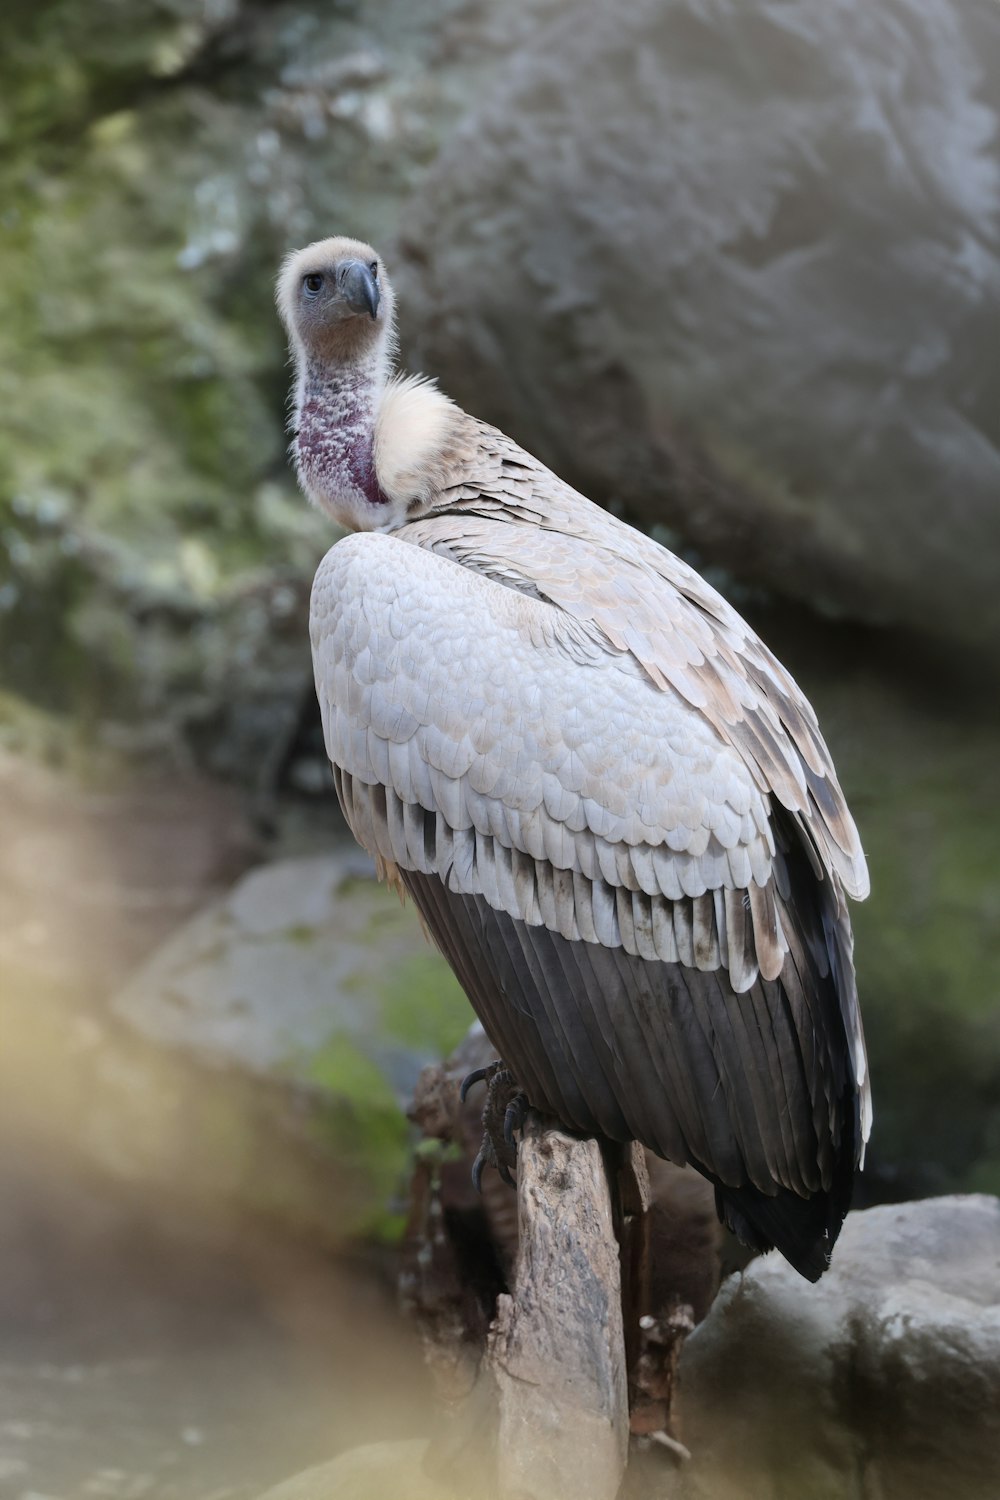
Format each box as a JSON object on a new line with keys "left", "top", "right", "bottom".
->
{"left": 674, "top": 1195, "right": 1000, "bottom": 1500}
{"left": 399, "top": 0, "right": 1000, "bottom": 654}
{"left": 110, "top": 851, "right": 474, "bottom": 1237}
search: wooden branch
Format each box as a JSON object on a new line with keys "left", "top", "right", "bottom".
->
{"left": 486, "top": 1113, "right": 629, "bottom": 1500}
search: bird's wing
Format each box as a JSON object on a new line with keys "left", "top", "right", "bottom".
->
{"left": 311, "top": 530, "right": 779, "bottom": 980}
{"left": 311, "top": 523, "right": 870, "bottom": 1258}
{"left": 408, "top": 419, "right": 870, "bottom": 905}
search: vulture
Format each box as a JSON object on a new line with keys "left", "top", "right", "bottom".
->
{"left": 277, "top": 236, "right": 872, "bottom": 1282}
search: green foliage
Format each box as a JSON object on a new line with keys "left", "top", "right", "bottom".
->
{"left": 0, "top": 1, "right": 336, "bottom": 736}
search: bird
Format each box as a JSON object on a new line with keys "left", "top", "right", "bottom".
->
{"left": 277, "top": 234, "right": 872, "bottom": 1282}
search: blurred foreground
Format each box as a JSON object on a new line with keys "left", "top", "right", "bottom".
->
{"left": 0, "top": 750, "right": 453, "bottom": 1497}
{"left": 0, "top": 1143, "right": 427, "bottom": 1497}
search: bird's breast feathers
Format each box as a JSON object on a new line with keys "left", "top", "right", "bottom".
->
{"left": 310, "top": 529, "right": 800, "bottom": 986}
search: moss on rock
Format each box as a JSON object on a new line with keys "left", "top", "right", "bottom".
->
{"left": 0, "top": 0, "right": 513, "bottom": 760}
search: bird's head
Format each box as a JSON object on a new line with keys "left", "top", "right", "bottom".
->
{"left": 276, "top": 234, "right": 395, "bottom": 368}
{"left": 278, "top": 235, "right": 460, "bottom": 533}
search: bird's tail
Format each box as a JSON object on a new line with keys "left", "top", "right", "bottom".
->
{"left": 712, "top": 1100, "right": 858, "bottom": 1282}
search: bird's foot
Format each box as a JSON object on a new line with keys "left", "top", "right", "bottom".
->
{"left": 459, "top": 1061, "right": 528, "bottom": 1192}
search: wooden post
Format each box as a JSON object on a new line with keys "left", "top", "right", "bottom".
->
{"left": 486, "top": 1113, "right": 629, "bottom": 1500}
{"left": 405, "top": 1037, "right": 711, "bottom": 1495}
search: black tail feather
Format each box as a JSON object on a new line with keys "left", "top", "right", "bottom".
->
{"left": 712, "top": 1100, "right": 858, "bottom": 1282}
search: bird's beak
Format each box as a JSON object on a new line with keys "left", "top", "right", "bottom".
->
{"left": 339, "top": 260, "right": 380, "bottom": 321}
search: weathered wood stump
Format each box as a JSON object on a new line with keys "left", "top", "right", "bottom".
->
{"left": 488, "top": 1116, "right": 629, "bottom": 1500}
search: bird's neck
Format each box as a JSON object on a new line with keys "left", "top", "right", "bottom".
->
{"left": 294, "top": 351, "right": 390, "bottom": 525}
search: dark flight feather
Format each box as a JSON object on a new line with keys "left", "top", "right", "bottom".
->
{"left": 401, "top": 812, "right": 860, "bottom": 1281}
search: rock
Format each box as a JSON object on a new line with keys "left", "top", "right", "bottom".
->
{"left": 112, "top": 850, "right": 474, "bottom": 1236}
{"left": 114, "top": 850, "right": 471, "bottom": 1093}
{"left": 0, "top": 745, "right": 474, "bottom": 1245}
{"left": 0, "top": 748, "right": 353, "bottom": 1242}
{"left": 673, "top": 1196, "right": 1000, "bottom": 1500}
{"left": 254, "top": 1441, "right": 451, "bottom": 1500}
{"left": 399, "top": 0, "right": 1000, "bottom": 655}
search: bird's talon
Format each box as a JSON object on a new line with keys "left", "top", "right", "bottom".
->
{"left": 503, "top": 1108, "right": 517, "bottom": 1149}
{"left": 503, "top": 1092, "right": 528, "bottom": 1147}
{"left": 460, "top": 1060, "right": 525, "bottom": 1191}
{"left": 459, "top": 1064, "right": 491, "bottom": 1103}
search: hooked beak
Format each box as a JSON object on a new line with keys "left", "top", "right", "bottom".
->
{"left": 339, "top": 259, "right": 380, "bottom": 321}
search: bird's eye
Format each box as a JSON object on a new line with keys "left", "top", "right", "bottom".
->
{"left": 369, "top": 262, "right": 378, "bottom": 279}
{"left": 303, "top": 273, "right": 324, "bottom": 296}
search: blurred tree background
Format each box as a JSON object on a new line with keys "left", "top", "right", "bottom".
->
{"left": 1, "top": 0, "right": 999, "bottom": 1492}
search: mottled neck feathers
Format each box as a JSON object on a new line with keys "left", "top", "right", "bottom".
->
{"left": 293, "top": 355, "right": 461, "bottom": 531}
